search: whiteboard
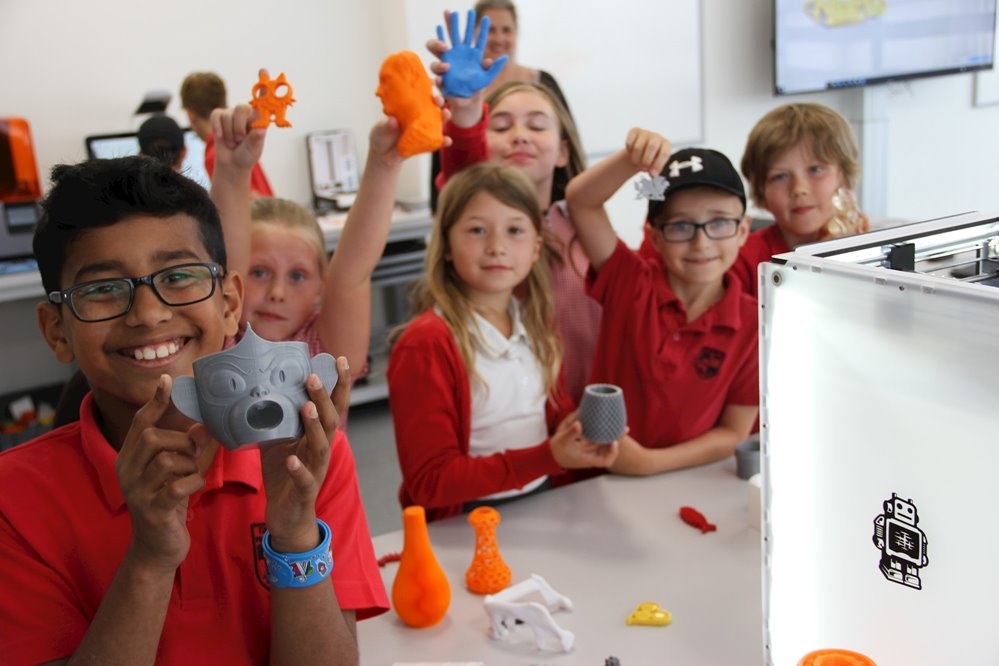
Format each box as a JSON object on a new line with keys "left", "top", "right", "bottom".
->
{"left": 404, "top": 0, "right": 704, "bottom": 157}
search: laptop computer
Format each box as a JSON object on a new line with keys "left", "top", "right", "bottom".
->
{"left": 84, "top": 128, "right": 210, "bottom": 189}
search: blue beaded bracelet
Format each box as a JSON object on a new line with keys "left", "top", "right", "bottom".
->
{"left": 262, "top": 519, "right": 334, "bottom": 588}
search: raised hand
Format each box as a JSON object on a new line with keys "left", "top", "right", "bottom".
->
{"left": 115, "top": 375, "right": 217, "bottom": 571}
{"left": 259, "top": 357, "right": 351, "bottom": 552}
{"left": 438, "top": 9, "right": 508, "bottom": 98}
{"left": 625, "top": 128, "right": 672, "bottom": 177}
{"left": 210, "top": 103, "right": 266, "bottom": 173}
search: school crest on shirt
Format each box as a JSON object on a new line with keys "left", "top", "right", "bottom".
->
{"left": 251, "top": 522, "right": 271, "bottom": 590}
{"left": 694, "top": 347, "right": 725, "bottom": 379}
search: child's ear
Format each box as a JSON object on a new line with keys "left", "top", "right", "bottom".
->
{"left": 555, "top": 138, "right": 570, "bottom": 169}
{"left": 220, "top": 271, "right": 244, "bottom": 337}
{"left": 646, "top": 221, "right": 666, "bottom": 254}
{"left": 36, "top": 302, "right": 75, "bottom": 364}
{"left": 735, "top": 214, "right": 752, "bottom": 248}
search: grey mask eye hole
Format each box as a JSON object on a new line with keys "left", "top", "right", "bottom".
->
{"left": 270, "top": 358, "right": 306, "bottom": 387}
{"left": 206, "top": 369, "right": 246, "bottom": 398}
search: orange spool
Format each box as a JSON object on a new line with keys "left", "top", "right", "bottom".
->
{"left": 465, "top": 506, "right": 512, "bottom": 595}
{"left": 799, "top": 648, "right": 877, "bottom": 666}
{"left": 391, "top": 505, "right": 451, "bottom": 627}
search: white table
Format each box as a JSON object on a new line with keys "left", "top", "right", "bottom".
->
{"left": 357, "top": 460, "right": 764, "bottom": 665}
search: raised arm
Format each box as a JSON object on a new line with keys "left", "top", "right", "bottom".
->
{"left": 209, "top": 104, "right": 266, "bottom": 280}
{"left": 427, "top": 9, "right": 505, "bottom": 129}
{"left": 316, "top": 118, "right": 404, "bottom": 373}
{"left": 565, "top": 128, "right": 671, "bottom": 270}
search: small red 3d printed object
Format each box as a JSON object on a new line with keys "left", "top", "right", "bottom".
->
{"left": 679, "top": 505, "right": 717, "bottom": 533}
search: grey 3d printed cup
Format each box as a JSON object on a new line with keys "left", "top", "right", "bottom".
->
{"left": 578, "top": 383, "right": 627, "bottom": 444}
{"left": 735, "top": 434, "right": 761, "bottom": 480}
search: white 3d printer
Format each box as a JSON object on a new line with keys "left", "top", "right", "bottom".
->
{"left": 760, "top": 212, "right": 999, "bottom": 665}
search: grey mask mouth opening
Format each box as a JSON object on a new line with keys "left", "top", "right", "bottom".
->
{"left": 246, "top": 400, "right": 285, "bottom": 430}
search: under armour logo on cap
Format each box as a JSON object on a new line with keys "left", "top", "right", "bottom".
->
{"left": 668, "top": 155, "right": 704, "bottom": 178}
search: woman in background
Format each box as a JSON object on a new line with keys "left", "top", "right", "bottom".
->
{"left": 431, "top": 0, "right": 573, "bottom": 211}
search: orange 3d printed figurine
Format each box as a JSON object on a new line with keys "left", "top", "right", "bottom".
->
{"left": 391, "top": 505, "right": 451, "bottom": 628}
{"left": 250, "top": 69, "right": 295, "bottom": 129}
{"left": 376, "top": 51, "right": 444, "bottom": 158}
{"left": 466, "top": 506, "right": 512, "bottom": 594}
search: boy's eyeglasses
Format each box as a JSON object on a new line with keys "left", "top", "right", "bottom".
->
{"left": 655, "top": 218, "right": 741, "bottom": 243}
{"left": 48, "top": 262, "right": 224, "bottom": 323}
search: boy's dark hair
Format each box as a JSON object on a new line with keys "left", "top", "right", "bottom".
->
{"left": 33, "top": 155, "right": 226, "bottom": 295}
{"left": 179, "top": 72, "right": 227, "bottom": 120}
{"left": 138, "top": 114, "right": 185, "bottom": 169}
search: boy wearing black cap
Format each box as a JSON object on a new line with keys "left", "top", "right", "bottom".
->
{"left": 138, "top": 114, "right": 187, "bottom": 170}
{"left": 565, "top": 129, "right": 758, "bottom": 475}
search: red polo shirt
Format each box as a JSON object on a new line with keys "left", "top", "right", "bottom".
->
{"left": 0, "top": 393, "right": 387, "bottom": 665}
{"left": 586, "top": 240, "right": 759, "bottom": 448}
{"left": 729, "top": 224, "right": 791, "bottom": 297}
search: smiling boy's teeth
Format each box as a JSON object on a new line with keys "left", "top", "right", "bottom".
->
{"left": 132, "top": 341, "right": 179, "bottom": 360}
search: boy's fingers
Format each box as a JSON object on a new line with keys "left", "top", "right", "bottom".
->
{"left": 330, "top": 357, "right": 351, "bottom": 421}
{"left": 284, "top": 454, "right": 317, "bottom": 494}
{"left": 299, "top": 400, "right": 331, "bottom": 478}
{"left": 127, "top": 375, "right": 173, "bottom": 438}
{"left": 306, "top": 374, "right": 339, "bottom": 436}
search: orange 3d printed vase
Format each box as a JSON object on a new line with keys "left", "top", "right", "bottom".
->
{"left": 465, "top": 506, "right": 512, "bottom": 594}
{"left": 391, "top": 505, "right": 451, "bottom": 627}
{"left": 798, "top": 648, "right": 877, "bottom": 666}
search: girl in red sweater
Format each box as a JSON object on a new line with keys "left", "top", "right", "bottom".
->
{"left": 387, "top": 163, "right": 618, "bottom": 521}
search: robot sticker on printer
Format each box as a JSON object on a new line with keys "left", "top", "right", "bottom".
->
{"left": 171, "top": 324, "right": 337, "bottom": 449}
{"left": 873, "top": 492, "right": 929, "bottom": 590}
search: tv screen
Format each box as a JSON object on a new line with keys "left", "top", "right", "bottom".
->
{"left": 774, "top": 0, "right": 998, "bottom": 95}
{"left": 84, "top": 129, "right": 210, "bottom": 189}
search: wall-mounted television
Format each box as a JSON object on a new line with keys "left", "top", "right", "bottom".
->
{"left": 84, "top": 129, "right": 210, "bottom": 189}
{"left": 774, "top": 0, "right": 998, "bottom": 95}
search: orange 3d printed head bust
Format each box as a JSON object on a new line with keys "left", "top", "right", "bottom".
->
{"left": 376, "top": 51, "right": 444, "bottom": 158}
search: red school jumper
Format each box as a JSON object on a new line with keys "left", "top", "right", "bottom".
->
{"left": 387, "top": 309, "right": 573, "bottom": 521}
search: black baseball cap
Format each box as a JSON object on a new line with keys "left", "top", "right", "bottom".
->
{"left": 648, "top": 148, "right": 747, "bottom": 223}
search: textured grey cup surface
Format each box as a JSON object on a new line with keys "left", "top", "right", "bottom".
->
{"left": 578, "top": 383, "right": 627, "bottom": 444}
{"left": 735, "top": 434, "right": 761, "bottom": 480}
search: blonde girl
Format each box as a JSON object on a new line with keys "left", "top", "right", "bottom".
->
{"left": 387, "top": 163, "right": 617, "bottom": 521}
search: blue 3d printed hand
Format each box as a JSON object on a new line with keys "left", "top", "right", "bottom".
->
{"left": 438, "top": 9, "right": 508, "bottom": 98}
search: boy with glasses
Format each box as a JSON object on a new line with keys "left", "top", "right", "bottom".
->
{"left": 0, "top": 155, "right": 387, "bottom": 664}
{"left": 565, "top": 134, "right": 759, "bottom": 475}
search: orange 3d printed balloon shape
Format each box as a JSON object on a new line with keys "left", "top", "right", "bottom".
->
{"left": 391, "top": 505, "right": 451, "bottom": 627}
{"left": 465, "top": 506, "right": 511, "bottom": 594}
